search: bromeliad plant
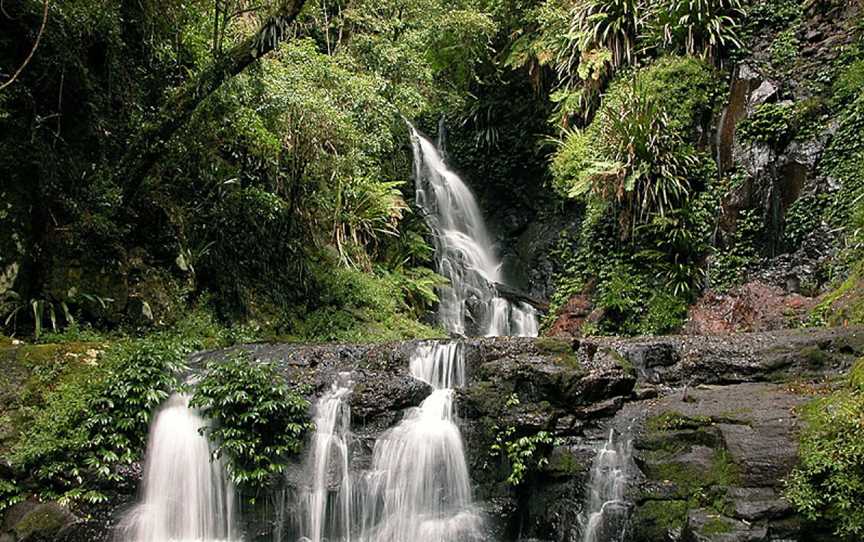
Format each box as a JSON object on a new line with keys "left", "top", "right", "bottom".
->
{"left": 650, "top": 0, "right": 746, "bottom": 62}
{"left": 565, "top": 78, "right": 697, "bottom": 235}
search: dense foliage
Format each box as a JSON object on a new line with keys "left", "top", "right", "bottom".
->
{"left": 785, "top": 359, "right": 864, "bottom": 539}
{"left": 547, "top": 56, "right": 721, "bottom": 334}
{"left": 191, "top": 355, "right": 313, "bottom": 489}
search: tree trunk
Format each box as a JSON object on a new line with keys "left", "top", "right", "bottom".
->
{"left": 118, "top": 0, "right": 307, "bottom": 203}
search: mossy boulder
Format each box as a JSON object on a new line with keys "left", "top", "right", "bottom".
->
{"left": 2, "top": 501, "right": 76, "bottom": 541}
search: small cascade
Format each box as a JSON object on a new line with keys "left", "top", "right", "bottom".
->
{"left": 408, "top": 124, "right": 538, "bottom": 337}
{"left": 120, "top": 393, "right": 236, "bottom": 542}
{"left": 295, "top": 343, "right": 481, "bottom": 542}
{"left": 581, "top": 429, "right": 633, "bottom": 542}
{"left": 358, "top": 341, "right": 481, "bottom": 542}
{"left": 299, "top": 378, "right": 353, "bottom": 542}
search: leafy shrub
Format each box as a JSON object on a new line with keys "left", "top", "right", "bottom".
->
{"left": 287, "top": 257, "right": 445, "bottom": 343}
{"left": 769, "top": 28, "right": 800, "bottom": 71}
{"left": 190, "top": 355, "right": 313, "bottom": 488}
{"left": 709, "top": 208, "right": 763, "bottom": 291}
{"left": 785, "top": 358, "right": 864, "bottom": 539}
{"left": 557, "top": 76, "right": 697, "bottom": 231}
{"left": 736, "top": 102, "right": 797, "bottom": 147}
{"left": 489, "top": 394, "right": 558, "bottom": 486}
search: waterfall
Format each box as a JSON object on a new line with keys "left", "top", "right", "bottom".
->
{"left": 120, "top": 393, "right": 236, "bottom": 542}
{"left": 296, "top": 343, "right": 481, "bottom": 542}
{"left": 299, "top": 378, "right": 354, "bottom": 542}
{"left": 408, "top": 125, "right": 538, "bottom": 337}
{"left": 358, "top": 342, "right": 481, "bottom": 542}
{"left": 580, "top": 429, "right": 633, "bottom": 542}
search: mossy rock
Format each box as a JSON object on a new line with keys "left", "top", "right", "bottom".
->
{"left": 814, "top": 261, "right": 864, "bottom": 326}
{"left": 630, "top": 500, "right": 688, "bottom": 542}
{"left": 535, "top": 337, "right": 583, "bottom": 370}
{"left": 7, "top": 501, "right": 75, "bottom": 541}
{"left": 646, "top": 411, "right": 713, "bottom": 432}
{"left": 642, "top": 447, "right": 740, "bottom": 499}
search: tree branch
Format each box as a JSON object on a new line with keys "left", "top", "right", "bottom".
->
{"left": 0, "top": 0, "right": 49, "bottom": 92}
{"left": 118, "top": 0, "right": 307, "bottom": 203}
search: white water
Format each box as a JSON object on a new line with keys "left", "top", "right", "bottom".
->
{"left": 299, "top": 379, "right": 353, "bottom": 542}
{"left": 298, "top": 343, "right": 481, "bottom": 542}
{"left": 120, "top": 394, "right": 237, "bottom": 542}
{"left": 581, "top": 429, "right": 633, "bottom": 542}
{"left": 409, "top": 125, "right": 538, "bottom": 337}
{"left": 358, "top": 342, "right": 481, "bottom": 542}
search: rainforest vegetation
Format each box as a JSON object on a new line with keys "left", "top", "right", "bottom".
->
{"left": 2, "top": 0, "right": 864, "bottom": 539}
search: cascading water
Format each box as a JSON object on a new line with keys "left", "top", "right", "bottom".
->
{"left": 299, "top": 379, "right": 353, "bottom": 542}
{"left": 294, "top": 124, "right": 540, "bottom": 542}
{"left": 408, "top": 125, "right": 538, "bottom": 337}
{"left": 580, "top": 429, "right": 633, "bottom": 542}
{"left": 296, "top": 343, "right": 481, "bottom": 542}
{"left": 358, "top": 341, "right": 481, "bottom": 542}
{"left": 120, "top": 393, "right": 237, "bottom": 542}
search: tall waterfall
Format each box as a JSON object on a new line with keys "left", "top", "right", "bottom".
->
{"left": 298, "top": 342, "right": 481, "bottom": 542}
{"left": 581, "top": 429, "right": 633, "bottom": 542}
{"left": 120, "top": 394, "right": 236, "bottom": 542}
{"left": 408, "top": 125, "right": 538, "bottom": 337}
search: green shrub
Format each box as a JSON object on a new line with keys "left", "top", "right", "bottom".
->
{"left": 287, "top": 258, "right": 444, "bottom": 343}
{"left": 557, "top": 77, "right": 697, "bottom": 230}
{"left": 769, "top": 28, "right": 800, "bottom": 71}
{"left": 709, "top": 207, "right": 763, "bottom": 291}
{"left": 785, "top": 358, "right": 864, "bottom": 539}
{"left": 190, "top": 355, "right": 313, "bottom": 489}
{"left": 489, "top": 394, "right": 558, "bottom": 486}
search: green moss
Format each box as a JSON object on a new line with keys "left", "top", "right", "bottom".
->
{"left": 801, "top": 345, "right": 830, "bottom": 369}
{"left": 710, "top": 448, "right": 741, "bottom": 487}
{"left": 644, "top": 446, "right": 740, "bottom": 500}
{"left": 850, "top": 358, "right": 864, "bottom": 393}
{"left": 535, "top": 336, "right": 583, "bottom": 370}
{"left": 646, "top": 411, "right": 713, "bottom": 432}
{"left": 701, "top": 516, "right": 734, "bottom": 536}
{"left": 812, "top": 260, "right": 864, "bottom": 326}
{"left": 545, "top": 447, "right": 585, "bottom": 475}
{"left": 609, "top": 349, "right": 636, "bottom": 376}
{"left": 535, "top": 336, "right": 573, "bottom": 354}
{"left": 12, "top": 504, "right": 70, "bottom": 539}
{"left": 631, "top": 500, "right": 689, "bottom": 542}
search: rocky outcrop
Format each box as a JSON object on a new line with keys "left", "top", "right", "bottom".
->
{"left": 626, "top": 383, "right": 827, "bottom": 541}
{"left": 14, "top": 325, "right": 861, "bottom": 542}
{"left": 189, "top": 326, "right": 863, "bottom": 541}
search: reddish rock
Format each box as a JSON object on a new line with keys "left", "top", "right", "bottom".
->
{"left": 547, "top": 294, "right": 593, "bottom": 337}
{"left": 684, "top": 281, "right": 817, "bottom": 335}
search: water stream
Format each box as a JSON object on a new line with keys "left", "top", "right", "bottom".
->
{"left": 409, "top": 124, "right": 538, "bottom": 337}
{"left": 580, "top": 429, "right": 633, "bottom": 542}
{"left": 297, "top": 343, "right": 481, "bottom": 542}
{"left": 120, "top": 393, "right": 237, "bottom": 542}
